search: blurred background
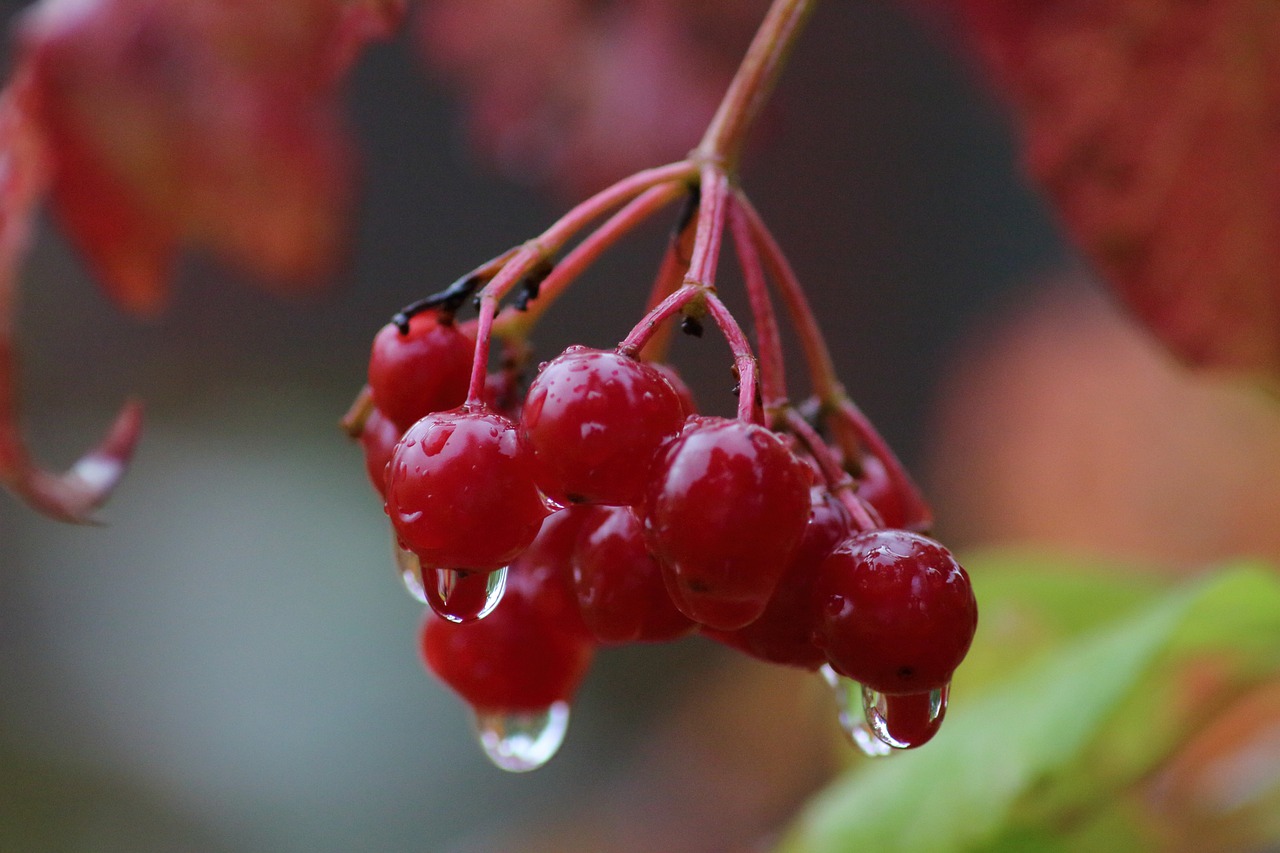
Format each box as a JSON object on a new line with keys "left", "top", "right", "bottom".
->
{"left": 3, "top": 1, "right": 1276, "bottom": 851}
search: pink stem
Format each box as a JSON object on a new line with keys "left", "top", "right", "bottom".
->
{"left": 697, "top": 0, "right": 818, "bottom": 172}
{"left": 540, "top": 160, "right": 697, "bottom": 251}
{"left": 619, "top": 165, "right": 730, "bottom": 357}
{"left": 618, "top": 285, "right": 702, "bottom": 357}
{"left": 636, "top": 198, "right": 699, "bottom": 363}
{"left": 703, "top": 293, "right": 761, "bottom": 424}
{"left": 728, "top": 196, "right": 787, "bottom": 415}
{"left": 497, "top": 180, "right": 687, "bottom": 336}
{"left": 783, "top": 408, "right": 879, "bottom": 531}
{"left": 734, "top": 191, "right": 839, "bottom": 401}
{"left": 465, "top": 160, "right": 699, "bottom": 406}
{"left": 686, "top": 166, "right": 730, "bottom": 288}
{"left": 735, "top": 192, "right": 932, "bottom": 532}
{"left": 834, "top": 399, "right": 933, "bottom": 532}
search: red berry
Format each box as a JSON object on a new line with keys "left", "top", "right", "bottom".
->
{"left": 420, "top": 578, "right": 594, "bottom": 713}
{"left": 385, "top": 408, "right": 547, "bottom": 571}
{"left": 642, "top": 416, "right": 812, "bottom": 631}
{"left": 507, "top": 506, "right": 595, "bottom": 641}
{"left": 571, "top": 505, "right": 694, "bottom": 644}
{"left": 854, "top": 453, "right": 905, "bottom": 530}
{"left": 863, "top": 686, "right": 949, "bottom": 749}
{"left": 705, "top": 487, "right": 852, "bottom": 668}
{"left": 650, "top": 362, "right": 697, "bottom": 417}
{"left": 813, "top": 529, "right": 977, "bottom": 694}
{"left": 368, "top": 312, "right": 475, "bottom": 431}
{"left": 359, "top": 406, "right": 402, "bottom": 498}
{"left": 521, "top": 346, "right": 686, "bottom": 505}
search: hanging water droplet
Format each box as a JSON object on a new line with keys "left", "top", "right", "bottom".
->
{"left": 426, "top": 566, "right": 508, "bottom": 623}
{"left": 850, "top": 720, "right": 895, "bottom": 757}
{"left": 819, "top": 665, "right": 893, "bottom": 757}
{"left": 393, "top": 542, "right": 428, "bottom": 604}
{"left": 473, "top": 701, "right": 570, "bottom": 773}
{"left": 861, "top": 683, "right": 949, "bottom": 750}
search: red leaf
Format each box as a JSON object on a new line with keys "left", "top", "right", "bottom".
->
{"left": 17, "top": 0, "right": 374, "bottom": 311}
{"left": 0, "top": 78, "right": 143, "bottom": 522}
{"left": 332, "top": 0, "right": 408, "bottom": 78}
{"left": 954, "top": 0, "right": 1280, "bottom": 377}
{"left": 416, "top": 0, "right": 766, "bottom": 197}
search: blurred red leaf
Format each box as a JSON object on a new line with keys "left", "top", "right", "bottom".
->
{"left": 15, "top": 0, "right": 392, "bottom": 312}
{"left": 953, "top": 0, "right": 1280, "bottom": 377}
{"left": 416, "top": 0, "right": 766, "bottom": 197}
{"left": 0, "top": 75, "right": 143, "bottom": 522}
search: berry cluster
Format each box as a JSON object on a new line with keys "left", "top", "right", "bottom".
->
{"left": 344, "top": 174, "right": 976, "bottom": 771}
{"left": 343, "top": 0, "right": 976, "bottom": 773}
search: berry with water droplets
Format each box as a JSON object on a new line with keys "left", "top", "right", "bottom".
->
{"left": 385, "top": 407, "right": 547, "bottom": 571}
{"left": 521, "top": 346, "right": 686, "bottom": 505}
{"left": 368, "top": 312, "right": 475, "bottom": 431}
{"left": 571, "top": 505, "right": 694, "bottom": 644}
{"left": 359, "top": 406, "right": 402, "bottom": 498}
{"left": 642, "top": 415, "right": 812, "bottom": 630}
{"left": 420, "top": 575, "right": 594, "bottom": 713}
{"left": 705, "top": 487, "right": 852, "bottom": 668}
{"left": 813, "top": 529, "right": 977, "bottom": 694}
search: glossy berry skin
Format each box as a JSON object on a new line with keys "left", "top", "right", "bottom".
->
{"left": 521, "top": 346, "right": 686, "bottom": 505}
{"left": 813, "top": 530, "right": 977, "bottom": 694}
{"left": 651, "top": 362, "right": 697, "bottom": 418}
{"left": 854, "top": 453, "right": 907, "bottom": 530}
{"left": 385, "top": 408, "right": 547, "bottom": 571}
{"left": 510, "top": 506, "right": 594, "bottom": 642}
{"left": 705, "top": 488, "right": 852, "bottom": 669}
{"left": 571, "top": 505, "right": 694, "bottom": 644}
{"left": 359, "top": 406, "right": 402, "bottom": 498}
{"left": 420, "top": 576, "right": 594, "bottom": 713}
{"left": 368, "top": 312, "right": 475, "bottom": 431}
{"left": 642, "top": 416, "right": 812, "bottom": 631}
{"left": 866, "top": 687, "right": 949, "bottom": 749}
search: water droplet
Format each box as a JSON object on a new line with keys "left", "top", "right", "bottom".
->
{"left": 473, "top": 702, "right": 570, "bottom": 772}
{"left": 820, "top": 665, "right": 892, "bottom": 757}
{"left": 861, "top": 683, "right": 949, "bottom": 750}
{"left": 426, "top": 567, "right": 508, "bottom": 623}
{"left": 393, "top": 543, "right": 428, "bottom": 604}
{"left": 850, "top": 720, "right": 895, "bottom": 757}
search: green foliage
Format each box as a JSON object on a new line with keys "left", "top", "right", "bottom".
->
{"left": 780, "top": 557, "right": 1280, "bottom": 853}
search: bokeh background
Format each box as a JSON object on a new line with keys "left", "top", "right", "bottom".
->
{"left": 6, "top": 1, "right": 1276, "bottom": 851}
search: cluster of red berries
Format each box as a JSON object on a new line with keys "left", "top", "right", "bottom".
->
{"left": 349, "top": 281, "right": 978, "bottom": 770}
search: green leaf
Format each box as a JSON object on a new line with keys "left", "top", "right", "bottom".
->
{"left": 779, "top": 563, "right": 1280, "bottom": 853}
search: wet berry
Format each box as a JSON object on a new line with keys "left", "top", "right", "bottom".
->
{"left": 706, "top": 487, "right": 852, "bottom": 668}
{"left": 854, "top": 453, "right": 905, "bottom": 530}
{"left": 571, "top": 505, "right": 694, "bottom": 644}
{"left": 359, "top": 406, "right": 402, "bottom": 498}
{"left": 385, "top": 408, "right": 547, "bottom": 571}
{"left": 368, "top": 312, "right": 475, "bottom": 431}
{"left": 862, "top": 685, "right": 949, "bottom": 749}
{"left": 642, "top": 416, "right": 812, "bottom": 631}
{"left": 651, "top": 362, "right": 697, "bottom": 417}
{"left": 521, "top": 346, "right": 686, "bottom": 505}
{"left": 813, "top": 529, "right": 977, "bottom": 694}
{"left": 420, "top": 575, "right": 594, "bottom": 712}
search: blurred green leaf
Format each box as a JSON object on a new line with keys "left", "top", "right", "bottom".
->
{"left": 780, "top": 562, "right": 1280, "bottom": 853}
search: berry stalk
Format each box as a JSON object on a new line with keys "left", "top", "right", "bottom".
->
{"left": 696, "top": 0, "right": 818, "bottom": 172}
{"left": 734, "top": 191, "right": 933, "bottom": 531}
{"left": 617, "top": 166, "right": 730, "bottom": 357}
{"left": 635, "top": 194, "right": 698, "bottom": 363}
{"left": 466, "top": 160, "right": 699, "bottom": 406}
{"left": 496, "top": 180, "right": 688, "bottom": 339}
{"left": 728, "top": 196, "right": 788, "bottom": 415}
